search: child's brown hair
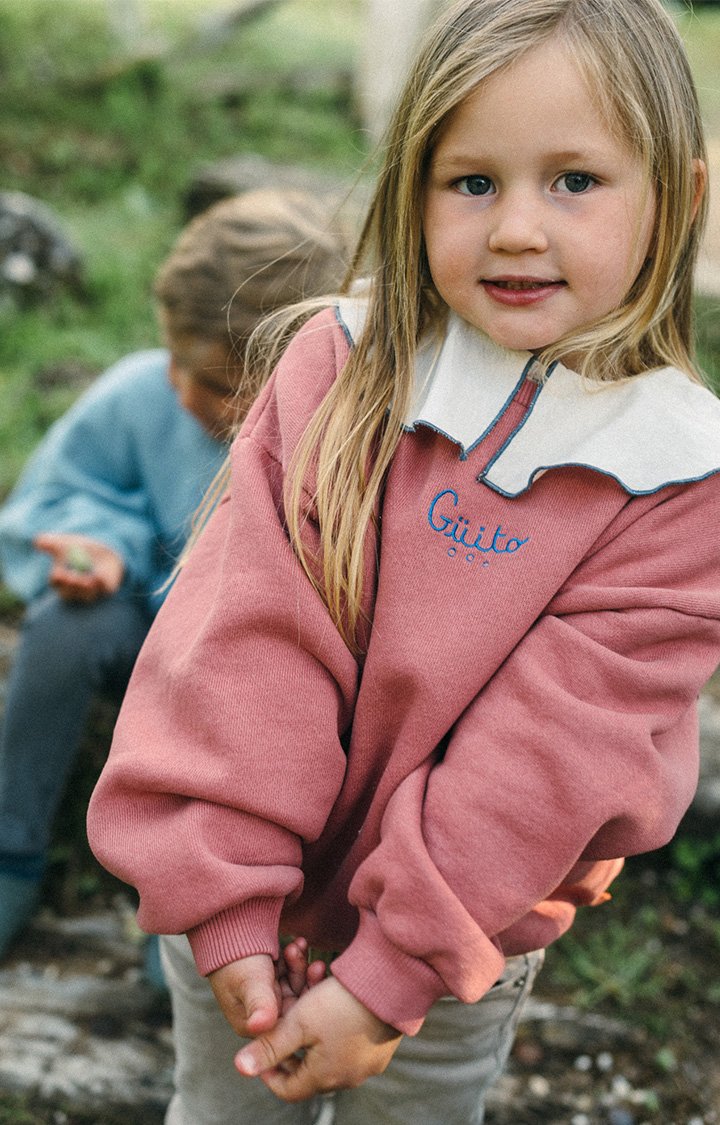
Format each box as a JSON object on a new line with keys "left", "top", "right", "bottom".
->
{"left": 154, "top": 189, "right": 348, "bottom": 367}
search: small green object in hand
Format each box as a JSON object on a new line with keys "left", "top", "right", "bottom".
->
{"left": 64, "top": 545, "right": 95, "bottom": 574}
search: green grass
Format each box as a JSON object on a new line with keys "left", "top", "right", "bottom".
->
{"left": 697, "top": 292, "right": 720, "bottom": 391}
{"left": 543, "top": 852, "right": 720, "bottom": 1044}
{"left": 0, "top": 0, "right": 364, "bottom": 204}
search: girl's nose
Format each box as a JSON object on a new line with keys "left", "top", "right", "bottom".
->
{"left": 168, "top": 361, "right": 198, "bottom": 414}
{"left": 488, "top": 194, "right": 549, "bottom": 254}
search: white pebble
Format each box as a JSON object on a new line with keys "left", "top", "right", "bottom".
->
{"left": 611, "top": 1075, "right": 633, "bottom": 1098}
{"left": 528, "top": 1075, "right": 551, "bottom": 1098}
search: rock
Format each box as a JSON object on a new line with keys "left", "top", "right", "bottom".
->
{"left": 0, "top": 909, "right": 172, "bottom": 1117}
{"left": 182, "top": 153, "right": 368, "bottom": 227}
{"left": 0, "top": 191, "right": 85, "bottom": 308}
{"left": 357, "top": 0, "right": 442, "bottom": 146}
{"left": 696, "top": 688, "right": 720, "bottom": 818}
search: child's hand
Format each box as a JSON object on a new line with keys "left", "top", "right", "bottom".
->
{"left": 209, "top": 941, "right": 327, "bottom": 1040}
{"left": 34, "top": 532, "right": 125, "bottom": 602}
{"left": 209, "top": 953, "right": 282, "bottom": 1038}
{"left": 234, "top": 976, "right": 402, "bottom": 1101}
{"left": 276, "top": 938, "right": 327, "bottom": 1015}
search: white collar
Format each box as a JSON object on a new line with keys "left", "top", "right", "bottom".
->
{"left": 335, "top": 299, "right": 720, "bottom": 497}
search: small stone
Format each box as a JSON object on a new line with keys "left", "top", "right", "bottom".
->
{"left": 655, "top": 1046, "right": 678, "bottom": 1072}
{"left": 597, "top": 1051, "right": 614, "bottom": 1072}
{"left": 528, "top": 1074, "right": 551, "bottom": 1098}
{"left": 611, "top": 1075, "right": 633, "bottom": 1099}
{"left": 64, "top": 545, "right": 95, "bottom": 574}
{"left": 607, "top": 1109, "right": 635, "bottom": 1125}
{"left": 630, "top": 1088, "right": 660, "bottom": 1112}
{"left": 513, "top": 1037, "right": 544, "bottom": 1066}
{"left": 1, "top": 251, "right": 36, "bottom": 285}
{"left": 574, "top": 1054, "right": 593, "bottom": 1071}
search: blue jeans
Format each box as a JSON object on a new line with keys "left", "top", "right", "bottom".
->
{"left": 0, "top": 589, "right": 151, "bottom": 874}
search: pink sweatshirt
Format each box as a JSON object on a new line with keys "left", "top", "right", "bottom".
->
{"left": 88, "top": 306, "right": 720, "bottom": 1035}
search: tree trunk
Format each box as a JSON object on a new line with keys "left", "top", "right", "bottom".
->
{"left": 357, "top": 0, "right": 445, "bottom": 146}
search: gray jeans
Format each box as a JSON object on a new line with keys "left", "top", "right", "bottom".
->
{"left": 161, "top": 933, "right": 543, "bottom": 1125}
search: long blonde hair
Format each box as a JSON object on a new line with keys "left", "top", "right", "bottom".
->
{"left": 280, "top": 0, "right": 708, "bottom": 652}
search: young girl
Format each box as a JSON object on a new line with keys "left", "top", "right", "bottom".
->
{"left": 0, "top": 189, "right": 346, "bottom": 960}
{"left": 88, "top": 0, "right": 720, "bottom": 1121}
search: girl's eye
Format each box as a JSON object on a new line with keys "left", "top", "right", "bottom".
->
{"left": 555, "top": 172, "right": 596, "bottom": 194}
{"left": 455, "top": 175, "right": 494, "bottom": 197}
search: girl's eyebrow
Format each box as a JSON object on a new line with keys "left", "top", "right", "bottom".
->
{"left": 431, "top": 147, "right": 610, "bottom": 170}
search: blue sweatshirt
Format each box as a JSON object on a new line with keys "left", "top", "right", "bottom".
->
{"left": 0, "top": 350, "right": 225, "bottom": 612}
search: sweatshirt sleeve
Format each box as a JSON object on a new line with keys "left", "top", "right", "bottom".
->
{"left": 87, "top": 312, "right": 359, "bottom": 971}
{"left": 0, "top": 353, "right": 167, "bottom": 599}
{"left": 330, "top": 474, "right": 720, "bottom": 1033}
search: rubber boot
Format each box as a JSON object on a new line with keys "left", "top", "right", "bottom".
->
{"left": 143, "top": 932, "right": 168, "bottom": 992}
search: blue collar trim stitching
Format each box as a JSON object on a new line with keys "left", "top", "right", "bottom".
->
{"left": 334, "top": 304, "right": 356, "bottom": 350}
{"left": 483, "top": 461, "right": 720, "bottom": 499}
{"left": 476, "top": 361, "right": 556, "bottom": 482}
{"left": 403, "top": 352, "right": 540, "bottom": 460}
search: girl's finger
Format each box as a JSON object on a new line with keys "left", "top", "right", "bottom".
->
{"left": 283, "top": 941, "right": 310, "bottom": 997}
{"left": 235, "top": 1013, "right": 309, "bottom": 1080}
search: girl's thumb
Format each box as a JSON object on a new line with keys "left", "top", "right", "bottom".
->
{"left": 235, "top": 1020, "right": 302, "bottom": 1077}
{"left": 241, "top": 979, "right": 281, "bottom": 1037}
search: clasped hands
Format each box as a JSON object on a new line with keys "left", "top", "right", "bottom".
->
{"left": 209, "top": 939, "right": 403, "bottom": 1102}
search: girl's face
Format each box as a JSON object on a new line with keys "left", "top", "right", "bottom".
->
{"left": 422, "top": 37, "right": 656, "bottom": 364}
{"left": 166, "top": 334, "right": 244, "bottom": 440}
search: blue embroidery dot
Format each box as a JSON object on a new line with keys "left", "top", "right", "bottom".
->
{"left": 447, "top": 547, "right": 457, "bottom": 557}
{"left": 465, "top": 553, "right": 474, "bottom": 563}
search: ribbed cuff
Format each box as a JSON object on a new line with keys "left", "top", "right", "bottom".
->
{"left": 187, "top": 896, "right": 284, "bottom": 975}
{"left": 329, "top": 910, "right": 449, "bottom": 1036}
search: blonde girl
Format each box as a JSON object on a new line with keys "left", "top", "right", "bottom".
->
{"left": 89, "top": 2, "right": 720, "bottom": 1123}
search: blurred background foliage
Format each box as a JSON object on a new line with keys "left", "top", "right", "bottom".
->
{"left": 0, "top": 0, "right": 366, "bottom": 495}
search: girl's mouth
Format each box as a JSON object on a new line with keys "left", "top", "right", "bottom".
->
{"left": 481, "top": 277, "right": 565, "bottom": 305}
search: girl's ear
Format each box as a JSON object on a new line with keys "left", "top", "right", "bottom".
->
{"left": 691, "top": 159, "right": 707, "bottom": 223}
